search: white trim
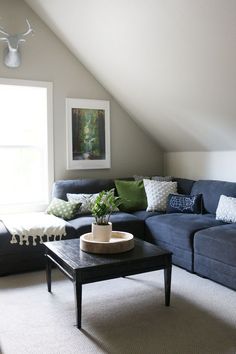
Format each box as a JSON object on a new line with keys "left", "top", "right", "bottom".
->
{"left": 46, "top": 82, "right": 54, "bottom": 203}
{"left": 0, "top": 77, "right": 52, "bottom": 89}
{"left": 66, "top": 98, "right": 110, "bottom": 170}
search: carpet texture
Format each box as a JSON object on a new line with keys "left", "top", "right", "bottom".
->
{"left": 0, "top": 266, "right": 235, "bottom": 354}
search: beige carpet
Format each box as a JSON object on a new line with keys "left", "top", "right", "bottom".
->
{"left": 0, "top": 266, "right": 235, "bottom": 354}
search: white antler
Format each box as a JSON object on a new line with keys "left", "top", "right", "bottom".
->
{"left": 0, "top": 26, "right": 10, "bottom": 38}
{"left": 21, "top": 19, "right": 33, "bottom": 37}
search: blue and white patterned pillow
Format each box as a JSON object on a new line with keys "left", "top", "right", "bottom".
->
{"left": 166, "top": 194, "right": 203, "bottom": 214}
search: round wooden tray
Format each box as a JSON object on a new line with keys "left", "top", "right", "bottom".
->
{"left": 80, "top": 231, "right": 134, "bottom": 254}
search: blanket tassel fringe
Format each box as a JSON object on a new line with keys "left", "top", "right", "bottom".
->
{"left": 10, "top": 234, "right": 65, "bottom": 246}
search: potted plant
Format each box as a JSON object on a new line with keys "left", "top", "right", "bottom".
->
{"left": 91, "top": 189, "right": 120, "bottom": 242}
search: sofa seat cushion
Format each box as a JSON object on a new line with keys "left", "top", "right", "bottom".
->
{"left": 194, "top": 255, "right": 236, "bottom": 290}
{"left": 147, "top": 238, "right": 193, "bottom": 271}
{"left": 145, "top": 213, "right": 224, "bottom": 251}
{"left": 68, "top": 212, "right": 144, "bottom": 239}
{"left": 131, "top": 210, "right": 163, "bottom": 221}
{"left": 194, "top": 224, "right": 236, "bottom": 267}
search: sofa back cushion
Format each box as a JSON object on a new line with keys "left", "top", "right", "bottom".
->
{"left": 52, "top": 179, "right": 115, "bottom": 201}
{"left": 191, "top": 180, "right": 236, "bottom": 214}
{"left": 172, "top": 177, "right": 195, "bottom": 195}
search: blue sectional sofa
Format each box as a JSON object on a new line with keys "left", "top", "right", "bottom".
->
{"left": 0, "top": 177, "right": 235, "bottom": 291}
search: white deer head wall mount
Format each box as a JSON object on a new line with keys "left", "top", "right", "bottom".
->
{"left": 0, "top": 19, "right": 34, "bottom": 68}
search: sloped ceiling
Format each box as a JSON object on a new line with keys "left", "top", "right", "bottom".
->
{"left": 25, "top": 0, "right": 236, "bottom": 151}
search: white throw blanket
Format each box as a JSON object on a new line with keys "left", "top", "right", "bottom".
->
{"left": 1, "top": 212, "right": 66, "bottom": 246}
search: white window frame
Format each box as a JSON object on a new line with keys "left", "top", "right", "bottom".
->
{"left": 0, "top": 78, "right": 54, "bottom": 214}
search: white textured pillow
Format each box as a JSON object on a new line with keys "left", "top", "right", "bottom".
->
{"left": 216, "top": 195, "right": 236, "bottom": 223}
{"left": 66, "top": 193, "right": 99, "bottom": 214}
{"left": 143, "top": 180, "right": 177, "bottom": 211}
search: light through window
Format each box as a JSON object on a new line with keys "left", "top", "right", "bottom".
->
{"left": 0, "top": 79, "right": 53, "bottom": 213}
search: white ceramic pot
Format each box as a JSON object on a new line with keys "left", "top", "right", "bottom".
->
{"left": 92, "top": 222, "right": 112, "bottom": 242}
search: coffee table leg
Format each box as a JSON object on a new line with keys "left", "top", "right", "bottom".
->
{"left": 46, "top": 256, "right": 51, "bottom": 293}
{"left": 164, "top": 265, "right": 172, "bottom": 306}
{"left": 74, "top": 280, "right": 82, "bottom": 329}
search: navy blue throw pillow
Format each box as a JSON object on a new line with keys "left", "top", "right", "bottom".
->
{"left": 166, "top": 194, "right": 203, "bottom": 214}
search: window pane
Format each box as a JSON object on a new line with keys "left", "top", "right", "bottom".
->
{"left": 0, "top": 147, "right": 46, "bottom": 205}
{"left": 0, "top": 84, "right": 47, "bottom": 146}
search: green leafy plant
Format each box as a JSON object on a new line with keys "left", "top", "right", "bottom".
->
{"left": 91, "top": 189, "right": 120, "bottom": 225}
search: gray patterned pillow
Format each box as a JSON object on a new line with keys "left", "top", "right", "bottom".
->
{"left": 133, "top": 175, "right": 150, "bottom": 181}
{"left": 216, "top": 195, "right": 236, "bottom": 223}
{"left": 134, "top": 175, "right": 172, "bottom": 181}
{"left": 67, "top": 193, "right": 99, "bottom": 214}
{"left": 152, "top": 176, "right": 172, "bottom": 182}
{"left": 143, "top": 179, "right": 177, "bottom": 211}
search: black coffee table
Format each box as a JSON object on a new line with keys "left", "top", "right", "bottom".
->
{"left": 44, "top": 238, "right": 172, "bottom": 329}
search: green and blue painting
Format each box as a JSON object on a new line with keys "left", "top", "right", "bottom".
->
{"left": 72, "top": 108, "right": 106, "bottom": 160}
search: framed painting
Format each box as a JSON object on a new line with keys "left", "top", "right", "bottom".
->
{"left": 66, "top": 98, "right": 110, "bottom": 169}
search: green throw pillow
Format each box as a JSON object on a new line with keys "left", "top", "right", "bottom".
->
{"left": 115, "top": 180, "right": 147, "bottom": 211}
{"left": 46, "top": 198, "right": 81, "bottom": 220}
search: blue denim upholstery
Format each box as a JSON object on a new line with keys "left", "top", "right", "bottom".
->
{"left": 145, "top": 213, "right": 223, "bottom": 251}
{"left": 194, "top": 223, "right": 236, "bottom": 266}
{"left": 173, "top": 177, "right": 195, "bottom": 195}
{"left": 1, "top": 176, "right": 236, "bottom": 290}
{"left": 68, "top": 212, "right": 144, "bottom": 239}
{"left": 131, "top": 210, "right": 163, "bottom": 221}
{"left": 52, "top": 177, "right": 133, "bottom": 200}
{"left": 191, "top": 179, "right": 236, "bottom": 214}
{"left": 147, "top": 238, "right": 193, "bottom": 271}
{"left": 194, "top": 255, "right": 236, "bottom": 290}
{"left": 52, "top": 178, "right": 116, "bottom": 201}
{"left": 194, "top": 224, "right": 236, "bottom": 289}
{"left": 145, "top": 213, "right": 224, "bottom": 271}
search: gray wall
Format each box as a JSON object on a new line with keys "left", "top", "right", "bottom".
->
{"left": 0, "top": 0, "right": 163, "bottom": 181}
{"left": 164, "top": 151, "right": 236, "bottom": 182}
{"left": 25, "top": 0, "right": 236, "bottom": 155}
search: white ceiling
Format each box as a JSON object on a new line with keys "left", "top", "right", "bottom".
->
{"left": 25, "top": 0, "right": 236, "bottom": 151}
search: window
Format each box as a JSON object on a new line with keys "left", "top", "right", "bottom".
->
{"left": 0, "top": 79, "right": 53, "bottom": 213}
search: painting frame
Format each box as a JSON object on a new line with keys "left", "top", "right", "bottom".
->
{"left": 66, "top": 98, "right": 110, "bottom": 170}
